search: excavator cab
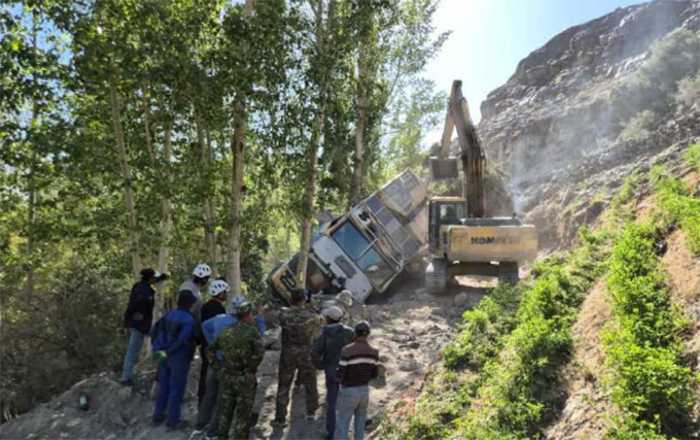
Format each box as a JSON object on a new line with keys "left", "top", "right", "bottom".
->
{"left": 428, "top": 197, "right": 466, "bottom": 252}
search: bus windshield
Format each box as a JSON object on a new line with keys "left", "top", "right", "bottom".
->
{"left": 331, "top": 221, "right": 396, "bottom": 288}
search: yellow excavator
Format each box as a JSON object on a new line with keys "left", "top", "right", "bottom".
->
{"left": 425, "top": 80, "right": 538, "bottom": 292}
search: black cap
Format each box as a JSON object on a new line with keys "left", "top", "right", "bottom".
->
{"left": 354, "top": 321, "right": 370, "bottom": 337}
{"left": 140, "top": 268, "right": 156, "bottom": 280}
{"left": 177, "top": 289, "right": 197, "bottom": 309}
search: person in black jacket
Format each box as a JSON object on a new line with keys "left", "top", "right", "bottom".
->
{"left": 120, "top": 268, "right": 167, "bottom": 386}
{"left": 312, "top": 306, "right": 354, "bottom": 440}
{"left": 196, "top": 278, "right": 229, "bottom": 404}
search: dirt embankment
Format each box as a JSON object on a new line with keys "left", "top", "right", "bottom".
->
{"left": 544, "top": 279, "right": 614, "bottom": 440}
{"left": 0, "top": 282, "right": 483, "bottom": 440}
{"left": 546, "top": 171, "right": 700, "bottom": 439}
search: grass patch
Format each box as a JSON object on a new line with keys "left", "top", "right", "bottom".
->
{"left": 684, "top": 143, "right": 700, "bottom": 174}
{"left": 450, "top": 228, "right": 610, "bottom": 439}
{"left": 603, "top": 222, "right": 696, "bottom": 438}
{"left": 443, "top": 284, "right": 521, "bottom": 371}
{"left": 651, "top": 163, "right": 700, "bottom": 255}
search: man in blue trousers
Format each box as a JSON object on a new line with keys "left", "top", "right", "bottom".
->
{"left": 152, "top": 289, "right": 198, "bottom": 431}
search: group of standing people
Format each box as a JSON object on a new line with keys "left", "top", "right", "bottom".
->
{"left": 121, "top": 265, "right": 381, "bottom": 440}
{"left": 274, "top": 288, "right": 380, "bottom": 440}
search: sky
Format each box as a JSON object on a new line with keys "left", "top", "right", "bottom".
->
{"left": 425, "top": 0, "right": 643, "bottom": 124}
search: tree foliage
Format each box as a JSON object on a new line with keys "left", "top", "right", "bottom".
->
{"left": 0, "top": 0, "right": 447, "bottom": 418}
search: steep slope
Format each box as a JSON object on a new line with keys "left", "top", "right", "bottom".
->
{"left": 478, "top": 0, "right": 700, "bottom": 248}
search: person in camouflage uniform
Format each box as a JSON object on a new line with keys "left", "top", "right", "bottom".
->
{"left": 273, "top": 288, "right": 320, "bottom": 425}
{"left": 208, "top": 301, "right": 264, "bottom": 440}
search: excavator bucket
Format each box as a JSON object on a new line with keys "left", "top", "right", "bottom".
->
{"left": 429, "top": 157, "right": 459, "bottom": 179}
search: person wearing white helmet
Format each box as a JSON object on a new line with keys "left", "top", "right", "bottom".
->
{"left": 312, "top": 306, "right": 355, "bottom": 440}
{"left": 196, "top": 279, "right": 230, "bottom": 405}
{"left": 194, "top": 293, "right": 267, "bottom": 439}
{"left": 178, "top": 263, "right": 212, "bottom": 403}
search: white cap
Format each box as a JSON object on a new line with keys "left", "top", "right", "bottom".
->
{"left": 209, "top": 280, "right": 229, "bottom": 297}
{"left": 337, "top": 290, "right": 354, "bottom": 308}
{"left": 193, "top": 263, "right": 212, "bottom": 279}
{"left": 322, "top": 306, "right": 344, "bottom": 322}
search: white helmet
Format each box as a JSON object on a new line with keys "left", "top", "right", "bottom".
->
{"left": 193, "top": 263, "right": 212, "bottom": 279}
{"left": 230, "top": 295, "right": 247, "bottom": 312}
{"left": 209, "top": 280, "right": 230, "bottom": 297}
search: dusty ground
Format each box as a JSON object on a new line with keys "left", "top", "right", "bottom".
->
{"left": 0, "top": 280, "right": 486, "bottom": 440}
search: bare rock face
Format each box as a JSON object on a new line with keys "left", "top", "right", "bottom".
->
{"left": 478, "top": 0, "right": 700, "bottom": 248}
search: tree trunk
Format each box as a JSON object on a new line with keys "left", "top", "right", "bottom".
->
{"left": 228, "top": 99, "right": 246, "bottom": 293}
{"left": 349, "top": 38, "right": 369, "bottom": 208}
{"left": 25, "top": 9, "right": 39, "bottom": 298}
{"left": 155, "top": 125, "right": 173, "bottom": 318}
{"left": 197, "top": 117, "right": 217, "bottom": 267}
{"left": 297, "top": 111, "right": 324, "bottom": 285}
{"left": 297, "top": 0, "right": 332, "bottom": 285}
{"left": 109, "top": 77, "right": 142, "bottom": 276}
{"left": 227, "top": 0, "right": 255, "bottom": 293}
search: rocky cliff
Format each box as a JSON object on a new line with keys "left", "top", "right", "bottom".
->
{"left": 479, "top": 0, "right": 700, "bottom": 247}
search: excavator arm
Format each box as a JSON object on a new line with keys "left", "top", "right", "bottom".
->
{"left": 431, "top": 80, "right": 486, "bottom": 218}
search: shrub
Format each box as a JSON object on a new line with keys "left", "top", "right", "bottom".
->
{"left": 612, "top": 29, "right": 700, "bottom": 123}
{"left": 604, "top": 222, "right": 695, "bottom": 436}
{"left": 651, "top": 163, "right": 700, "bottom": 255}
{"left": 617, "top": 110, "right": 656, "bottom": 144}
{"left": 676, "top": 73, "right": 700, "bottom": 107}
{"left": 684, "top": 143, "right": 700, "bottom": 173}
{"left": 452, "top": 229, "right": 609, "bottom": 438}
{"left": 1, "top": 255, "right": 126, "bottom": 419}
{"left": 443, "top": 284, "right": 520, "bottom": 370}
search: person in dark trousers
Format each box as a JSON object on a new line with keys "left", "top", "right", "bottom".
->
{"left": 312, "top": 306, "right": 354, "bottom": 440}
{"left": 193, "top": 295, "right": 266, "bottom": 439}
{"left": 334, "top": 321, "right": 379, "bottom": 440}
{"left": 209, "top": 301, "right": 265, "bottom": 440}
{"left": 273, "top": 288, "right": 320, "bottom": 426}
{"left": 152, "top": 290, "right": 197, "bottom": 431}
{"left": 120, "top": 268, "right": 167, "bottom": 386}
{"left": 178, "top": 263, "right": 212, "bottom": 403}
{"left": 198, "top": 278, "right": 229, "bottom": 405}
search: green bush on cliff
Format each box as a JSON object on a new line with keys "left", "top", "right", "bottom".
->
{"left": 604, "top": 222, "right": 695, "bottom": 438}
{"left": 651, "top": 163, "right": 700, "bottom": 255}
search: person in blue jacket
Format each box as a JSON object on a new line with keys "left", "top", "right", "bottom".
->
{"left": 192, "top": 295, "right": 266, "bottom": 438}
{"left": 152, "top": 290, "right": 198, "bottom": 430}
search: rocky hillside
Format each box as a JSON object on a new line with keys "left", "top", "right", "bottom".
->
{"left": 479, "top": 0, "right": 700, "bottom": 247}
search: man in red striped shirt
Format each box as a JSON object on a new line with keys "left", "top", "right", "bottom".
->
{"left": 334, "top": 321, "right": 379, "bottom": 440}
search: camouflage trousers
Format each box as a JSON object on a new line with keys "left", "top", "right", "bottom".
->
{"left": 274, "top": 346, "right": 319, "bottom": 421}
{"left": 216, "top": 371, "right": 257, "bottom": 440}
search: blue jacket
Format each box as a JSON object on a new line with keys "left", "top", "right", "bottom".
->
{"left": 202, "top": 314, "right": 266, "bottom": 343}
{"left": 202, "top": 313, "right": 266, "bottom": 360}
{"left": 151, "top": 308, "right": 196, "bottom": 360}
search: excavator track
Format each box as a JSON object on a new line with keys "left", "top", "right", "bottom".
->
{"left": 498, "top": 261, "right": 519, "bottom": 285}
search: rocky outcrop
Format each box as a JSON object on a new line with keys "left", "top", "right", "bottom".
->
{"left": 478, "top": 0, "right": 700, "bottom": 248}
